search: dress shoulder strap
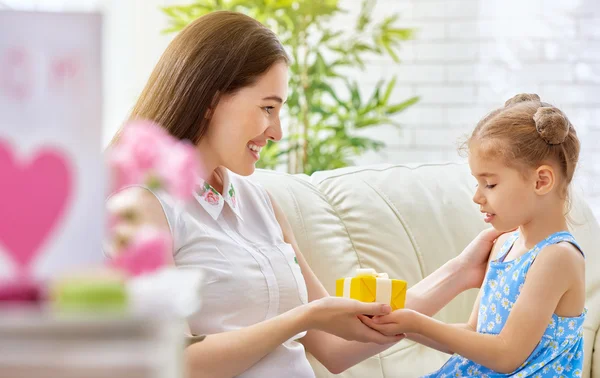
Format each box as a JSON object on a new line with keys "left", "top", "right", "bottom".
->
{"left": 496, "top": 232, "right": 520, "bottom": 262}
{"left": 532, "top": 231, "right": 584, "bottom": 259}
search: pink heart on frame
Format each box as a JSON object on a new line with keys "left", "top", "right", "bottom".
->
{"left": 0, "top": 140, "right": 73, "bottom": 272}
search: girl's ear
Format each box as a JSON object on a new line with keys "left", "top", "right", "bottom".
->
{"left": 534, "top": 165, "right": 556, "bottom": 195}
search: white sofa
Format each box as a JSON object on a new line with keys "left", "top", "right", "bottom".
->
{"left": 252, "top": 162, "right": 600, "bottom": 378}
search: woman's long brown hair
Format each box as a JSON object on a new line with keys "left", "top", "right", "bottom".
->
{"left": 111, "top": 11, "right": 289, "bottom": 146}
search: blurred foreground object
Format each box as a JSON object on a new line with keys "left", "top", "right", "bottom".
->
{"left": 0, "top": 10, "right": 203, "bottom": 377}
{"left": 107, "top": 120, "right": 198, "bottom": 201}
{"left": 0, "top": 308, "right": 185, "bottom": 378}
{"left": 0, "top": 9, "right": 104, "bottom": 298}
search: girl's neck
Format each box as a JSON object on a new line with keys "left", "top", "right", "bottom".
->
{"left": 518, "top": 203, "right": 568, "bottom": 250}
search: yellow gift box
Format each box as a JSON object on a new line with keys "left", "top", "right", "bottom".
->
{"left": 335, "top": 268, "right": 407, "bottom": 310}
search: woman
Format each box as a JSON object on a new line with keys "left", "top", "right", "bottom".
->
{"left": 108, "top": 10, "right": 504, "bottom": 378}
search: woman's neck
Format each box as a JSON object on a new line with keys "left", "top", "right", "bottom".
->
{"left": 196, "top": 149, "right": 224, "bottom": 194}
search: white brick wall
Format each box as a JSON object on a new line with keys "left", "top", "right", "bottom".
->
{"left": 340, "top": 0, "right": 600, "bottom": 220}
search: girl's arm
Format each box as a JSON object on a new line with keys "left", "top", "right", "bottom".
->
{"left": 363, "top": 243, "right": 584, "bottom": 374}
{"left": 401, "top": 294, "right": 481, "bottom": 355}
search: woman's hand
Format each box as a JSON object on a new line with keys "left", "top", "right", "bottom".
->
{"left": 454, "top": 227, "right": 507, "bottom": 289}
{"left": 305, "top": 297, "right": 406, "bottom": 345}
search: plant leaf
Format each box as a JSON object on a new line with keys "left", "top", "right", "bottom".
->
{"left": 385, "top": 96, "right": 420, "bottom": 114}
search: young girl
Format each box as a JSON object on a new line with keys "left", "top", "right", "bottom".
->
{"left": 361, "top": 93, "right": 586, "bottom": 377}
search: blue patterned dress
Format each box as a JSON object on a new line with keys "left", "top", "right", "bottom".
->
{"left": 422, "top": 231, "right": 586, "bottom": 377}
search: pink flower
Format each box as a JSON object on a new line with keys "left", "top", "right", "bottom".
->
{"left": 108, "top": 119, "right": 198, "bottom": 201}
{"left": 109, "top": 227, "right": 171, "bottom": 277}
{"left": 158, "top": 140, "right": 199, "bottom": 201}
{"left": 204, "top": 191, "right": 220, "bottom": 205}
{"left": 109, "top": 120, "right": 169, "bottom": 181}
{"left": 106, "top": 211, "right": 120, "bottom": 235}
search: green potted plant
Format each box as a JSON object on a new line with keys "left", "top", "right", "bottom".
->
{"left": 162, "top": 0, "right": 418, "bottom": 174}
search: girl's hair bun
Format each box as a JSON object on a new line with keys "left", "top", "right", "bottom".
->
{"left": 533, "top": 106, "right": 570, "bottom": 145}
{"left": 504, "top": 93, "right": 541, "bottom": 107}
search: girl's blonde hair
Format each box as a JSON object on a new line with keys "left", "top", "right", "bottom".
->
{"left": 467, "top": 93, "right": 580, "bottom": 199}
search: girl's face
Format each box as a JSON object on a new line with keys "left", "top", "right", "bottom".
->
{"left": 198, "top": 61, "right": 289, "bottom": 176}
{"left": 469, "top": 145, "right": 539, "bottom": 232}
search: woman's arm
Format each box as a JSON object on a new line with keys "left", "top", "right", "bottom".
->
{"left": 107, "top": 188, "right": 400, "bottom": 378}
{"left": 405, "top": 228, "right": 507, "bottom": 314}
{"left": 267, "top": 191, "right": 506, "bottom": 373}
{"left": 184, "top": 305, "right": 311, "bottom": 377}
{"left": 363, "top": 243, "right": 584, "bottom": 374}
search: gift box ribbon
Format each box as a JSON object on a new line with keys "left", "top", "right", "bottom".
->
{"left": 341, "top": 268, "right": 392, "bottom": 304}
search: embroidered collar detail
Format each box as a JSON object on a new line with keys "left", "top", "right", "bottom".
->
{"left": 194, "top": 168, "right": 242, "bottom": 221}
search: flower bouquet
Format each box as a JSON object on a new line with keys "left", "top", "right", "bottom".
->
{"left": 0, "top": 119, "right": 203, "bottom": 318}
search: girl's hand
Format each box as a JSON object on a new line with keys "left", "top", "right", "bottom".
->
{"left": 358, "top": 309, "right": 421, "bottom": 336}
{"left": 306, "top": 297, "right": 406, "bottom": 345}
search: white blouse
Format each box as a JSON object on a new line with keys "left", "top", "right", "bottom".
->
{"left": 147, "top": 167, "right": 314, "bottom": 378}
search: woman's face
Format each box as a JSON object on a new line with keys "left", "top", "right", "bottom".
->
{"left": 198, "top": 61, "right": 289, "bottom": 176}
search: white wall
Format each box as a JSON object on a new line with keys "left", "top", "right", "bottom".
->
{"left": 99, "top": 0, "right": 183, "bottom": 145}
{"left": 4, "top": 0, "right": 599, "bottom": 219}
{"left": 338, "top": 0, "right": 600, "bottom": 220}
